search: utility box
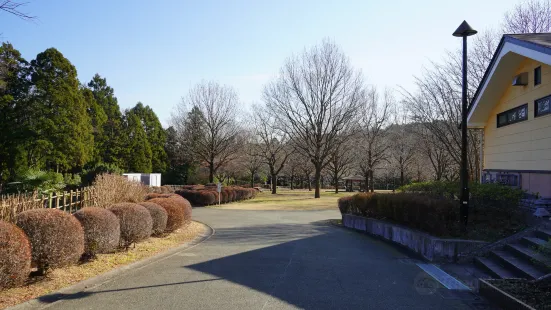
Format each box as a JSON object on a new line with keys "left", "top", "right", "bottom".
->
{"left": 123, "top": 173, "right": 161, "bottom": 187}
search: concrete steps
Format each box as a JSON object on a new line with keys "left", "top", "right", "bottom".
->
{"left": 474, "top": 228, "right": 551, "bottom": 280}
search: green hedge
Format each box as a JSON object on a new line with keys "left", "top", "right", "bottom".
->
{"left": 339, "top": 190, "right": 527, "bottom": 240}
{"left": 398, "top": 181, "right": 524, "bottom": 209}
{"left": 339, "top": 193, "right": 459, "bottom": 236}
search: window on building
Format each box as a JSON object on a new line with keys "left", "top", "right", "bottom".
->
{"left": 497, "top": 104, "right": 528, "bottom": 128}
{"left": 535, "top": 66, "right": 542, "bottom": 86}
{"left": 535, "top": 95, "right": 551, "bottom": 117}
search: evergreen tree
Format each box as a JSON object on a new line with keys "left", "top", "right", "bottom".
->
{"left": 0, "top": 42, "right": 32, "bottom": 185}
{"left": 88, "top": 74, "right": 125, "bottom": 166}
{"left": 123, "top": 110, "right": 152, "bottom": 173}
{"left": 30, "top": 48, "right": 94, "bottom": 171}
{"left": 164, "top": 126, "right": 191, "bottom": 184}
{"left": 129, "top": 102, "right": 167, "bottom": 172}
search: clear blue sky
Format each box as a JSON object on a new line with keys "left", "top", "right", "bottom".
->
{"left": 1, "top": 0, "right": 520, "bottom": 126}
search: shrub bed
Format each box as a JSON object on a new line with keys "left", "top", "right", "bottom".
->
{"left": 73, "top": 207, "right": 120, "bottom": 256}
{"left": 338, "top": 190, "right": 527, "bottom": 241}
{"left": 16, "top": 209, "right": 84, "bottom": 274}
{"left": 108, "top": 203, "right": 153, "bottom": 248}
{"left": 139, "top": 202, "right": 168, "bottom": 236}
{"left": 174, "top": 186, "right": 256, "bottom": 206}
{"left": 0, "top": 221, "right": 31, "bottom": 289}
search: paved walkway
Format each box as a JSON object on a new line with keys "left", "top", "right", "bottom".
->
{"left": 39, "top": 209, "right": 494, "bottom": 310}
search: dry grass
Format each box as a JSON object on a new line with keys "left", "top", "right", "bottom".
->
{"left": 0, "top": 193, "right": 43, "bottom": 223}
{"left": 0, "top": 221, "right": 206, "bottom": 309}
{"left": 209, "top": 189, "right": 360, "bottom": 211}
{"left": 91, "top": 174, "right": 148, "bottom": 208}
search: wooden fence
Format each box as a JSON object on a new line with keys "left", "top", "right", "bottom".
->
{"left": 0, "top": 187, "right": 96, "bottom": 223}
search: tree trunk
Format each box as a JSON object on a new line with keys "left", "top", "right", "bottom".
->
{"left": 400, "top": 169, "right": 404, "bottom": 186}
{"left": 334, "top": 175, "right": 339, "bottom": 194}
{"left": 271, "top": 174, "right": 277, "bottom": 194}
{"left": 209, "top": 161, "right": 214, "bottom": 183}
{"left": 250, "top": 171, "right": 255, "bottom": 188}
{"left": 290, "top": 174, "right": 294, "bottom": 190}
{"left": 307, "top": 176, "right": 311, "bottom": 191}
{"left": 314, "top": 167, "right": 321, "bottom": 198}
{"left": 368, "top": 169, "right": 374, "bottom": 192}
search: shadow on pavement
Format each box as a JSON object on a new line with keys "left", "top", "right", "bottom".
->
{"left": 37, "top": 279, "right": 222, "bottom": 304}
{"left": 36, "top": 220, "right": 492, "bottom": 309}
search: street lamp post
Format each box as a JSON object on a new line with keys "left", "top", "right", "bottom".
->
{"left": 453, "top": 21, "right": 477, "bottom": 232}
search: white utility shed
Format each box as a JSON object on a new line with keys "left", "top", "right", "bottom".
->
{"left": 122, "top": 173, "right": 162, "bottom": 187}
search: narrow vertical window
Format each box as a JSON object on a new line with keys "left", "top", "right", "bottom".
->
{"left": 535, "top": 66, "right": 542, "bottom": 86}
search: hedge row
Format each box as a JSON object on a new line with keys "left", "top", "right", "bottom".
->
{"left": 339, "top": 193, "right": 461, "bottom": 237}
{"left": 398, "top": 181, "right": 524, "bottom": 209}
{"left": 0, "top": 194, "right": 193, "bottom": 289}
{"left": 338, "top": 191, "right": 526, "bottom": 239}
{"left": 175, "top": 186, "right": 257, "bottom": 206}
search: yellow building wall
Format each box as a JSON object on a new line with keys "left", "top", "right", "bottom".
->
{"left": 484, "top": 59, "right": 551, "bottom": 172}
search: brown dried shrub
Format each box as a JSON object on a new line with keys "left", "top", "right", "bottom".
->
{"left": 16, "top": 209, "right": 84, "bottom": 274}
{"left": 73, "top": 207, "right": 120, "bottom": 256}
{"left": 138, "top": 202, "right": 168, "bottom": 236}
{"left": 92, "top": 174, "right": 148, "bottom": 208}
{"left": 147, "top": 197, "right": 191, "bottom": 232}
{"left": 0, "top": 221, "right": 31, "bottom": 289}
{"left": 108, "top": 203, "right": 153, "bottom": 248}
{"left": 0, "top": 192, "right": 43, "bottom": 223}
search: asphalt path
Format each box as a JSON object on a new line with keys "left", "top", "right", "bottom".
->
{"left": 32, "top": 208, "right": 495, "bottom": 310}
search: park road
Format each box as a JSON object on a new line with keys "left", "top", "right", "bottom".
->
{"left": 35, "top": 208, "right": 493, "bottom": 310}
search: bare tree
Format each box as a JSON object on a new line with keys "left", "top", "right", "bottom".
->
{"left": 299, "top": 155, "right": 315, "bottom": 191}
{"left": 282, "top": 152, "right": 302, "bottom": 190}
{"left": 414, "top": 125, "right": 455, "bottom": 181}
{"left": 241, "top": 133, "right": 264, "bottom": 188}
{"left": 388, "top": 109, "right": 416, "bottom": 186}
{"left": 173, "top": 81, "right": 242, "bottom": 183}
{"left": 503, "top": 0, "right": 551, "bottom": 33}
{"left": 325, "top": 139, "right": 355, "bottom": 193}
{"left": 1, "top": 1, "right": 35, "bottom": 20}
{"left": 356, "top": 87, "right": 392, "bottom": 192}
{"left": 252, "top": 105, "right": 292, "bottom": 194}
{"left": 263, "top": 40, "right": 364, "bottom": 198}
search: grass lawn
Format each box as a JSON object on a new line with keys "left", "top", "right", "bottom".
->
{"left": 209, "top": 189, "right": 365, "bottom": 211}
{"left": 0, "top": 221, "right": 206, "bottom": 309}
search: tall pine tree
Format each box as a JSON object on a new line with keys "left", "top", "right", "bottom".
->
{"left": 30, "top": 48, "right": 93, "bottom": 171}
{"left": 81, "top": 86, "right": 107, "bottom": 164}
{"left": 129, "top": 102, "right": 167, "bottom": 172}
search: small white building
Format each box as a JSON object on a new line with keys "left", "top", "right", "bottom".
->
{"left": 123, "top": 173, "right": 162, "bottom": 187}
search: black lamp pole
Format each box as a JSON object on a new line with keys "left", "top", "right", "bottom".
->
{"left": 453, "top": 21, "right": 477, "bottom": 232}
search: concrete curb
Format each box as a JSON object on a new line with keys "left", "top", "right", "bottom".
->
{"left": 7, "top": 220, "right": 215, "bottom": 310}
{"left": 478, "top": 279, "right": 536, "bottom": 310}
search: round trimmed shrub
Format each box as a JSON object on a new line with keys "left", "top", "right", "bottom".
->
{"left": 0, "top": 221, "right": 31, "bottom": 288}
{"left": 220, "top": 191, "right": 228, "bottom": 203}
{"left": 108, "top": 203, "right": 153, "bottom": 248}
{"left": 138, "top": 202, "right": 168, "bottom": 236}
{"left": 73, "top": 207, "right": 120, "bottom": 256}
{"left": 148, "top": 197, "right": 190, "bottom": 232}
{"left": 16, "top": 209, "right": 84, "bottom": 274}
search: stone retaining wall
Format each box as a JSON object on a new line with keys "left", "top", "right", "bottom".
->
{"left": 342, "top": 214, "right": 488, "bottom": 262}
